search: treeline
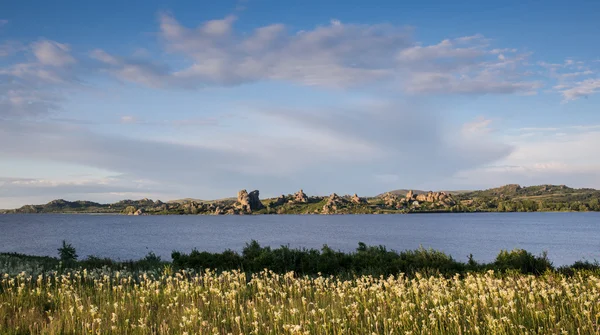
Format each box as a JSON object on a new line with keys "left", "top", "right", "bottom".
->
{"left": 449, "top": 198, "right": 600, "bottom": 213}
{"left": 171, "top": 241, "right": 599, "bottom": 277}
{"left": 3, "top": 241, "right": 599, "bottom": 278}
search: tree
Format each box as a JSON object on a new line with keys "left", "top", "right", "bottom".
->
{"left": 589, "top": 198, "right": 599, "bottom": 211}
{"left": 58, "top": 240, "right": 78, "bottom": 263}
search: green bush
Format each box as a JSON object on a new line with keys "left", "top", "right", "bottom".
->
{"left": 57, "top": 240, "right": 78, "bottom": 264}
{"left": 493, "top": 249, "right": 553, "bottom": 274}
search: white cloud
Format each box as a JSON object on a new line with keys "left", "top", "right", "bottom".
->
{"left": 31, "top": 40, "right": 76, "bottom": 67}
{"left": 0, "top": 39, "right": 78, "bottom": 118}
{"left": 120, "top": 115, "right": 136, "bottom": 123}
{"left": 441, "top": 126, "right": 600, "bottom": 189}
{"left": 86, "top": 13, "right": 541, "bottom": 96}
{"left": 0, "top": 99, "right": 515, "bottom": 205}
{"left": 538, "top": 57, "right": 599, "bottom": 101}
{"left": 90, "top": 48, "right": 170, "bottom": 87}
{"left": 397, "top": 36, "right": 485, "bottom": 63}
{"left": 461, "top": 117, "right": 493, "bottom": 135}
{"left": 558, "top": 78, "right": 600, "bottom": 101}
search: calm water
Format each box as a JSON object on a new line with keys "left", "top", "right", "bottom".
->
{"left": 0, "top": 213, "right": 599, "bottom": 266}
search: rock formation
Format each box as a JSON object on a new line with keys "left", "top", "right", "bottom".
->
{"left": 381, "top": 192, "right": 404, "bottom": 209}
{"left": 322, "top": 193, "right": 348, "bottom": 214}
{"left": 293, "top": 189, "right": 309, "bottom": 203}
{"left": 270, "top": 195, "right": 287, "bottom": 207}
{"left": 408, "top": 190, "right": 456, "bottom": 207}
{"left": 351, "top": 193, "right": 367, "bottom": 204}
{"left": 236, "top": 189, "right": 265, "bottom": 213}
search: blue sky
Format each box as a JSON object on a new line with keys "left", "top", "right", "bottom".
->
{"left": 1, "top": 0, "right": 599, "bottom": 207}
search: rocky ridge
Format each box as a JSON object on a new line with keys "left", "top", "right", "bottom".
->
{"left": 3, "top": 184, "right": 599, "bottom": 215}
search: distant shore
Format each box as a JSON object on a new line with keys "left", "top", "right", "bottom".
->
{"left": 3, "top": 184, "right": 599, "bottom": 215}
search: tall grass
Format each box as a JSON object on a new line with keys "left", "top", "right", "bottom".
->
{"left": 1, "top": 242, "right": 599, "bottom": 334}
{"left": 1, "top": 269, "right": 599, "bottom": 334}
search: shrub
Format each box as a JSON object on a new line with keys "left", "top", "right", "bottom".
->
{"left": 57, "top": 240, "right": 78, "bottom": 263}
{"left": 494, "top": 249, "right": 553, "bottom": 274}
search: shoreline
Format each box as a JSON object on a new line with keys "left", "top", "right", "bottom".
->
{"left": 0, "top": 209, "right": 594, "bottom": 215}
{"left": 1, "top": 241, "right": 598, "bottom": 276}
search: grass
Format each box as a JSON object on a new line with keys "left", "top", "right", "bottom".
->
{"left": 1, "top": 242, "right": 600, "bottom": 334}
{"left": 1, "top": 269, "right": 600, "bottom": 334}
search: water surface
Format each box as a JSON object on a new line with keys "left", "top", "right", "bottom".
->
{"left": 1, "top": 213, "right": 598, "bottom": 265}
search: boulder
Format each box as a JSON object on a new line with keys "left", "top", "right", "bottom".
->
{"left": 413, "top": 191, "right": 456, "bottom": 206}
{"left": 293, "top": 189, "right": 309, "bottom": 203}
{"left": 133, "top": 209, "right": 144, "bottom": 216}
{"left": 270, "top": 195, "right": 288, "bottom": 207}
{"left": 381, "top": 192, "right": 399, "bottom": 208}
{"left": 322, "top": 193, "right": 347, "bottom": 214}
{"left": 406, "top": 190, "right": 415, "bottom": 200}
{"left": 123, "top": 206, "right": 137, "bottom": 215}
{"left": 236, "top": 189, "right": 265, "bottom": 213}
{"left": 351, "top": 193, "right": 367, "bottom": 204}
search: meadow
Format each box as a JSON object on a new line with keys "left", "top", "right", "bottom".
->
{"left": 1, "top": 268, "right": 600, "bottom": 334}
{"left": 1, "top": 242, "right": 600, "bottom": 334}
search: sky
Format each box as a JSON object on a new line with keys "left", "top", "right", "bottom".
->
{"left": 1, "top": 0, "right": 600, "bottom": 208}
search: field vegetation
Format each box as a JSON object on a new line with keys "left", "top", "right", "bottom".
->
{"left": 1, "top": 242, "right": 600, "bottom": 333}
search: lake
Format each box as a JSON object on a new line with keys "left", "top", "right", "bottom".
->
{"left": 0, "top": 213, "right": 598, "bottom": 266}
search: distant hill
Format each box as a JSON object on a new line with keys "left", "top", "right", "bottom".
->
{"left": 459, "top": 184, "right": 598, "bottom": 199}
{"left": 168, "top": 198, "right": 206, "bottom": 204}
{"left": 168, "top": 197, "right": 236, "bottom": 204}
{"left": 2, "top": 184, "right": 599, "bottom": 215}
{"left": 380, "top": 189, "right": 427, "bottom": 197}
{"left": 379, "top": 189, "right": 471, "bottom": 197}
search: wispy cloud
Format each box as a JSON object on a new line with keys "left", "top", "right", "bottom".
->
{"left": 88, "top": 13, "right": 542, "bottom": 96}
{"left": 31, "top": 40, "right": 76, "bottom": 67}
{"left": 0, "top": 40, "right": 80, "bottom": 119}
{"left": 539, "top": 58, "right": 599, "bottom": 101}
{"left": 441, "top": 125, "right": 600, "bottom": 189}
{"left": 558, "top": 78, "right": 600, "bottom": 101}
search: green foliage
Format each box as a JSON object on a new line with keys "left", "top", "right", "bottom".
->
{"left": 4, "top": 241, "right": 600, "bottom": 280}
{"left": 171, "top": 241, "right": 498, "bottom": 277}
{"left": 122, "top": 205, "right": 137, "bottom": 214}
{"left": 493, "top": 249, "right": 553, "bottom": 275}
{"left": 57, "top": 240, "right": 78, "bottom": 263}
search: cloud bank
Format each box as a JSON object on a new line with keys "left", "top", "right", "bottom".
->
{"left": 1, "top": 12, "right": 599, "bottom": 207}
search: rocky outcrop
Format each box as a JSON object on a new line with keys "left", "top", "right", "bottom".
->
{"left": 351, "top": 193, "right": 367, "bottom": 204}
{"left": 236, "top": 189, "right": 265, "bottom": 213}
{"left": 382, "top": 193, "right": 397, "bottom": 207}
{"left": 270, "top": 195, "right": 288, "bottom": 207}
{"left": 381, "top": 192, "right": 406, "bottom": 209}
{"left": 293, "top": 189, "right": 309, "bottom": 203}
{"left": 407, "top": 190, "right": 456, "bottom": 207}
{"left": 133, "top": 209, "right": 144, "bottom": 216}
{"left": 123, "top": 206, "right": 137, "bottom": 215}
{"left": 322, "top": 193, "right": 348, "bottom": 214}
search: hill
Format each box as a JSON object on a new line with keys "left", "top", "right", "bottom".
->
{"left": 454, "top": 184, "right": 600, "bottom": 212}
{"left": 379, "top": 189, "right": 471, "bottom": 197}
{"left": 2, "top": 184, "right": 599, "bottom": 215}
